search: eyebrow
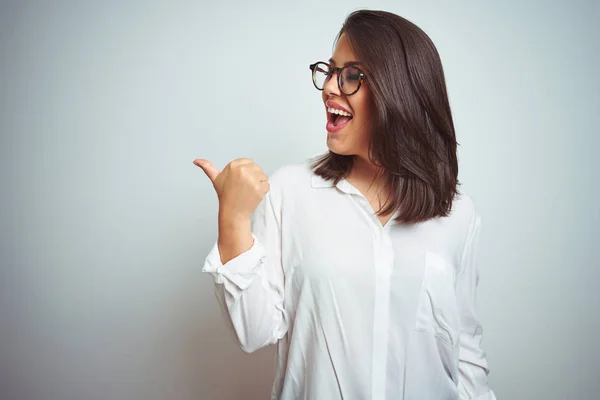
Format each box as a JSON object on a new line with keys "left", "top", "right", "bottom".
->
{"left": 328, "top": 58, "right": 361, "bottom": 67}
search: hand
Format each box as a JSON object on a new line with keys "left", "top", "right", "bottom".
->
{"left": 193, "top": 158, "right": 270, "bottom": 221}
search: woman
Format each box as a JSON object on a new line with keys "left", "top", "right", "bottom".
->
{"left": 195, "top": 10, "right": 496, "bottom": 400}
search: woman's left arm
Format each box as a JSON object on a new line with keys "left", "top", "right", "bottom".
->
{"left": 456, "top": 212, "right": 497, "bottom": 400}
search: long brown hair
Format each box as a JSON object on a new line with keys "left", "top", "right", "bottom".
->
{"left": 311, "top": 10, "right": 460, "bottom": 224}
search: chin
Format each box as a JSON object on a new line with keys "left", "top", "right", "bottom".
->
{"left": 326, "top": 142, "right": 353, "bottom": 156}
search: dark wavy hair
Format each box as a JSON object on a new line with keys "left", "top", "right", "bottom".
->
{"left": 311, "top": 10, "right": 460, "bottom": 224}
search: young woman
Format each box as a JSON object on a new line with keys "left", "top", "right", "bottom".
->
{"left": 195, "top": 10, "right": 496, "bottom": 400}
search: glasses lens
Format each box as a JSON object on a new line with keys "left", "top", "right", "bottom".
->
{"left": 312, "top": 63, "right": 330, "bottom": 90}
{"left": 340, "top": 66, "right": 362, "bottom": 95}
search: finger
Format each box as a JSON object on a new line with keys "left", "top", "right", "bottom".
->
{"left": 237, "top": 162, "right": 264, "bottom": 179}
{"left": 244, "top": 164, "right": 264, "bottom": 175}
{"left": 253, "top": 171, "right": 269, "bottom": 182}
{"left": 259, "top": 180, "right": 270, "bottom": 193}
{"left": 193, "top": 159, "right": 220, "bottom": 183}
{"left": 232, "top": 158, "right": 254, "bottom": 167}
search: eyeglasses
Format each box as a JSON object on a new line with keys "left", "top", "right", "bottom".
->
{"left": 309, "top": 61, "right": 366, "bottom": 96}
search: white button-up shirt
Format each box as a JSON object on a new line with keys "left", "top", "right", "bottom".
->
{"left": 203, "top": 161, "right": 496, "bottom": 400}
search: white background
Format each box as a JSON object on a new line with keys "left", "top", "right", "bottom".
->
{"left": 1, "top": 1, "right": 598, "bottom": 399}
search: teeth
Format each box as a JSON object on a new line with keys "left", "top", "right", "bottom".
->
{"left": 327, "top": 107, "right": 352, "bottom": 117}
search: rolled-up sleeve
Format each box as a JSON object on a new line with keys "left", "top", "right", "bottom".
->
{"left": 456, "top": 212, "right": 497, "bottom": 400}
{"left": 203, "top": 190, "right": 288, "bottom": 353}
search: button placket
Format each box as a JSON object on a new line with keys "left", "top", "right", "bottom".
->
{"left": 368, "top": 203, "right": 397, "bottom": 399}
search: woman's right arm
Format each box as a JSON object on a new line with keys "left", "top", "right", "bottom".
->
{"left": 195, "top": 158, "right": 288, "bottom": 353}
{"left": 203, "top": 191, "right": 287, "bottom": 353}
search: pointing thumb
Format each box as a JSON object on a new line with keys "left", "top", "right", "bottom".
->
{"left": 193, "top": 159, "right": 220, "bottom": 183}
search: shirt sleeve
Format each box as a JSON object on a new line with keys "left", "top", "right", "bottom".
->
{"left": 202, "top": 190, "right": 288, "bottom": 353}
{"left": 456, "top": 212, "right": 497, "bottom": 400}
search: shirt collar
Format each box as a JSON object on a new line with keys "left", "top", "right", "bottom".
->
{"left": 310, "top": 174, "right": 334, "bottom": 189}
{"left": 310, "top": 174, "right": 361, "bottom": 196}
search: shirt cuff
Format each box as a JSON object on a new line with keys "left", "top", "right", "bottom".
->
{"left": 202, "top": 234, "right": 266, "bottom": 292}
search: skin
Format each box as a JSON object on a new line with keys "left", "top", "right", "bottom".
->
{"left": 194, "top": 34, "right": 396, "bottom": 262}
{"left": 323, "top": 33, "right": 393, "bottom": 226}
{"left": 194, "top": 157, "right": 268, "bottom": 264}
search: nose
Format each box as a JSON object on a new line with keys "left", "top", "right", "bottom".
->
{"left": 323, "top": 70, "right": 341, "bottom": 97}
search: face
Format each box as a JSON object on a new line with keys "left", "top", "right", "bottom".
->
{"left": 322, "top": 33, "right": 372, "bottom": 158}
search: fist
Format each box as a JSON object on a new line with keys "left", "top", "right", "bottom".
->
{"left": 193, "top": 158, "right": 270, "bottom": 220}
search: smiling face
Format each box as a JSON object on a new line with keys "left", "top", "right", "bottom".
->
{"left": 322, "top": 33, "right": 372, "bottom": 158}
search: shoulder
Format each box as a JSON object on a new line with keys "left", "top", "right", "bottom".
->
{"left": 259, "top": 160, "right": 315, "bottom": 215}
{"left": 450, "top": 192, "right": 479, "bottom": 223}
{"left": 267, "top": 159, "right": 314, "bottom": 191}
{"left": 447, "top": 191, "right": 481, "bottom": 244}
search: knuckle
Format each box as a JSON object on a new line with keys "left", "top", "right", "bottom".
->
{"left": 233, "top": 163, "right": 245, "bottom": 174}
{"left": 239, "top": 165, "right": 250, "bottom": 177}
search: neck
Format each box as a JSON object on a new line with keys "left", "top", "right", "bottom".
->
{"left": 350, "top": 156, "right": 383, "bottom": 186}
{"left": 348, "top": 155, "right": 387, "bottom": 193}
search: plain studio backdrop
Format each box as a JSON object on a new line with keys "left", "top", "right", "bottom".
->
{"left": 0, "top": 0, "right": 598, "bottom": 399}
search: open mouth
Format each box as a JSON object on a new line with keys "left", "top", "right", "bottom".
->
{"left": 327, "top": 107, "right": 353, "bottom": 132}
{"left": 330, "top": 112, "right": 352, "bottom": 126}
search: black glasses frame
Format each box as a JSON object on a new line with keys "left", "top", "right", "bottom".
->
{"left": 309, "top": 61, "right": 365, "bottom": 96}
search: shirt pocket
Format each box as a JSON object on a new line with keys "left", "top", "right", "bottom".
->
{"left": 414, "top": 252, "right": 460, "bottom": 348}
